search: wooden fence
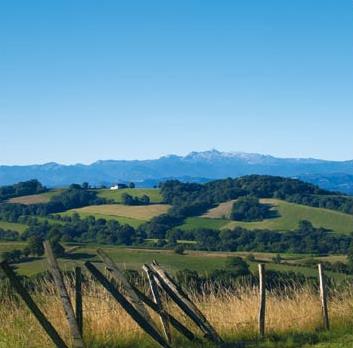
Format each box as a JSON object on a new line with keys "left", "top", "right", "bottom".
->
{"left": 0, "top": 243, "right": 331, "bottom": 348}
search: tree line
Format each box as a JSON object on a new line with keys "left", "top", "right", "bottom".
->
{"left": 0, "top": 179, "right": 47, "bottom": 202}
{"left": 0, "top": 183, "right": 105, "bottom": 222}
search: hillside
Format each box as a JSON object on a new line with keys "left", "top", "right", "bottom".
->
{"left": 1, "top": 176, "right": 353, "bottom": 255}
{"left": 61, "top": 203, "right": 170, "bottom": 228}
{"left": 182, "top": 198, "right": 353, "bottom": 234}
{"left": 7, "top": 189, "right": 62, "bottom": 205}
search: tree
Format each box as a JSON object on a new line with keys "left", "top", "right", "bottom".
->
{"left": 27, "top": 235, "right": 44, "bottom": 256}
{"left": 128, "top": 182, "right": 135, "bottom": 189}
{"left": 140, "top": 195, "right": 150, "bottom": 205}
{"left": 230, "top": 196, "right": 270, "bottom": 221}
{"left": 82, "top": 182, "right": 90, "bottom": 190}
{"left": 225, "top": 257, "right": 250, "bottom": 276}
{"left": 50, "top": 237, "right": 66, "bottom": 257}
{"left": 272, "top": 254, "right": 282, "bottom": 264}
{"left": 174, "top": 244, "right": 185, "bottom": 255}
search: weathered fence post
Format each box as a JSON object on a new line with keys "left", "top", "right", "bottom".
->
{"left": 84, "top": 261, "right": 171, "bottom": 348}
{"left": 143, "top": 264, "right": 172, "bottom": 343}
{"left": 130, "top": 283, "right": 197, "bottom": 342}
{"left": 0, "top": 260, "right": 69, "bottom": 348}
{"left": 75, "top": 266, "right": 83, "bottom": 336}
{"left": 258, "top": 263, "right": 266, "bottom": 338}
{"left": 318, "top": 263, "right": 329, "bottom": 330}
{"left": 150, "top": 261, "right": 223, "bottom": 345}
{"left": 96, "top": 248, "right": 153, "bottom": 323}
{"left": 43, "top": 241, "right": 84, "bottom": 348}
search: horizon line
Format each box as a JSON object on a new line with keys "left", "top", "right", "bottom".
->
{"left": 1, "top": 149, "right": 352, "bottom": 167}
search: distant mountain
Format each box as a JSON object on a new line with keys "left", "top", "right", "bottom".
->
{"left": 1, "top": 150, "right": 353, "bottom": 193}
{"left": 298, "top": 173, "right": 353, "bottom": 195}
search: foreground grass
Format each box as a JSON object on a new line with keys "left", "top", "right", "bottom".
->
{"left": 1, "top": 277, "right": 353, "bottom": 348}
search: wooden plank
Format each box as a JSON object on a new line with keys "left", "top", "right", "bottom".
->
{"left": 84, "top": 261, "right": 171, "bottom": 348}
{"left": 43, "top": 241, "right": 84, "bottom": 348}
{"left": 150, "top": 261, "right": 223, "bottom": 344}
{"left": 75, "top": 266, "right": 83, "bottom": 336}
{"left": 0, "top": 260, "right": 69, "bottom": 348}
{"left": 318, "top": 264, "right": 330, "bottom": 330}
{"left": 143, "top": 264, "right": 172, "bottom": 343}
{"left": 130, "top": 284, "right": 197, "bottom": 342}
{"left": 258, "top": 264, "right": 266, "bottom": 338}
{"left": 96, "top": 248, "right": 153, "bottom": 323}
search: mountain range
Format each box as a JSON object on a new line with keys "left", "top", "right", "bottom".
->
{"left": 1, "top": 150, "right": 353, "bottom": 194}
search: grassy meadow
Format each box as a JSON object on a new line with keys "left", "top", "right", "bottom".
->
{"left": 0, "top": 241, "right": 349, "bottom": 281}
{"left": 7, "top": 189, "right": 63, "bottom": 205}
{"left": 0, "top": 221, "right": 27, "bottom": 233}
{"left": 181, "top": 199, "right": 353, "bottom": 234}
{"left": 59, "top": 203, "right": 170, "bottom": 227}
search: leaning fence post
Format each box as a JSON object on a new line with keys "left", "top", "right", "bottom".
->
{"left": 96, "top": 248, "right": 153, "bottom": 324}
{"left": 143, "top": 264, "right": 172, "bottom": 343}
{"left": 43, "top": 241, "right": 84, "bottom": 348}
{"left": 130, "top": 283, "right": 197, "bottom": 342}
{"left": 75, "top": 266, "right": 83, "bottom": 336}
{"left": 258, "top": 263, "right": 266, "bottom": 338}
{"left": 150, "top": 261, "right": 223, "bottom": 345}
{"left": 84, "top": 261, "right": 171, "bottom": 348}
{"left": 0, "top": 260, "right": 69, "bottom": 348}
{"left": 318, "top": 263, "right": 329, "bottom": 330}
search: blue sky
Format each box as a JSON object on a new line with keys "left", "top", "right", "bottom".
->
{"left": 1, "top": 0, "right": 352, "bottom": 165}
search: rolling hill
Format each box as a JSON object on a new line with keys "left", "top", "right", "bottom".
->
{"left": 181, "top": 198, "right": 353, "bottom": 234}
{"left": 60, "top": 203, "right": 170, "bottom": 228}
{"left": 7, "top": 189, "right": 63, "bottom": 205}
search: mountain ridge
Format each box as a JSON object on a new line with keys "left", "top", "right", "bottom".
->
{"left": 1, "top": 150, "right": 353, "bottom": 192}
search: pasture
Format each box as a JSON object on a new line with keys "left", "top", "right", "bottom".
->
{"left": 7, "top": 189, "right": 63, "bottom": 205}
{"left": 97, "top": 188, "right": 163, "bottom": 203}
{"left": 185, "top": 198, "right": 353, "bottom": 234}
{"left": 0, "top": 220, "right": 27, "bottom": 233}
{"left": 63, "top": 203, "right": 170, "bottom": 220}
{"left": 1, "top": 242, "right": 349, "bottom": 280}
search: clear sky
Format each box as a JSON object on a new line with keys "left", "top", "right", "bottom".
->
{"left": 1, "top": 0, "right": 353, "bottom": 165}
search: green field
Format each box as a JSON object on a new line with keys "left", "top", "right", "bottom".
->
{"left": 181, "top": 199, "right": 353, "bottom": 234}
{"left": 60, "top": 203, "right": 170, "bottom": 227}
{"left": 181, "top": 217, "right": 229, "bottom": 230}
{"left": 1, "top": 242, "right": 349, "bottom": 280}
{"left": 59, "top": 210, "right": 145, "bottom": 228}
{"left": 0, "top": 220, "right": 27, "bottom": 233}
{"left": 97, "top": 188, "right": 163, "bottom": 203}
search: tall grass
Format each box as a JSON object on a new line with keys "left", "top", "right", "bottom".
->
{"left": 1, "top": 276, "right": 353, "bottom": 348}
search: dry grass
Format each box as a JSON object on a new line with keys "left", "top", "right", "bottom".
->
{"left": 7, "top": 194, "right": 52, "bottom": 205}
{"left": 67, "top": 204, "right": 171, "bottom": 221}
{"left": 1, "top": 277, "right": 353, "bottom": 348}
{"left": 202, "top": 200, "right": 237, "bottom": 219}
{"left": 7, "top": 191, "right": 62, "bottom": 205}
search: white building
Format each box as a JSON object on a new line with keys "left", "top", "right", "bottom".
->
{"left": 110, "top": 183, "right": 128, "bottom": 190}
